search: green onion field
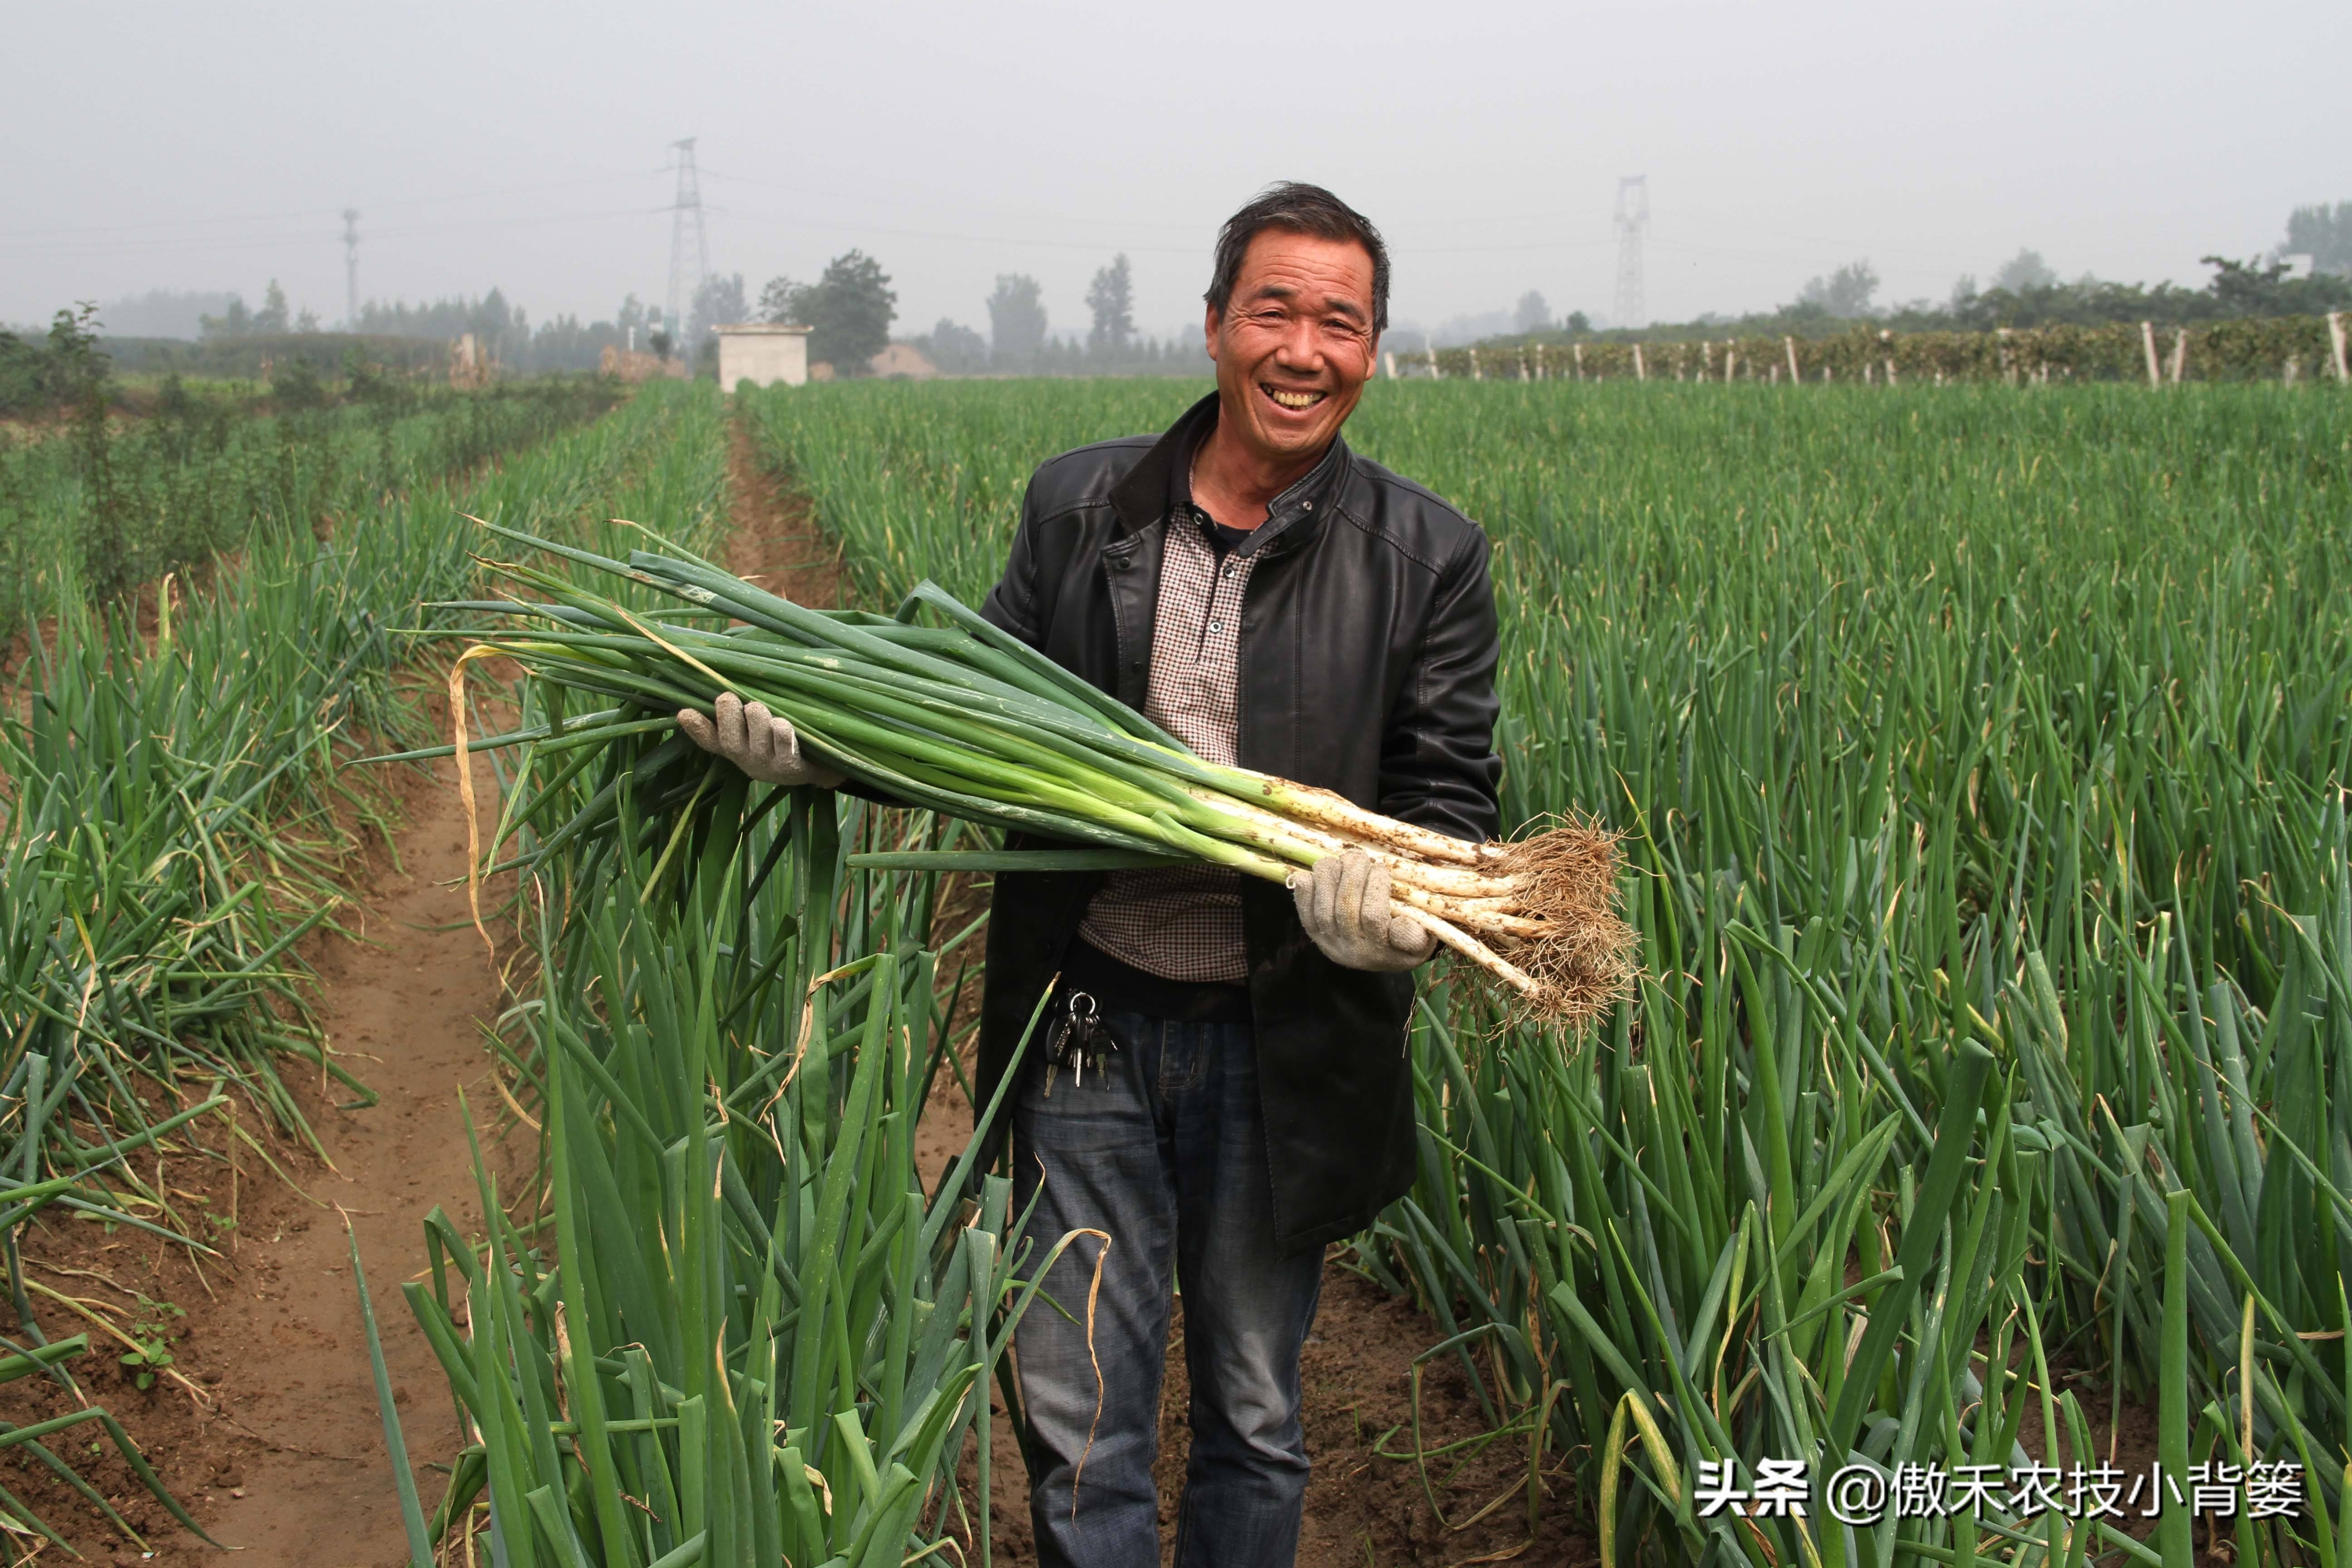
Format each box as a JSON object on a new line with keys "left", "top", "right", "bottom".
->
{"left": 3, "top": 374, "right": 2347, "bottom": 1568}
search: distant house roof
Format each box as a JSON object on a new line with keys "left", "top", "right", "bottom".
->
{"left": 717, "top": 321, "right": 812, "bottom": 336}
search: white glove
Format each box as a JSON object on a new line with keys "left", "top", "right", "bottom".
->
{"left": 1289, "top": 849, "right": 1438, "bottom": 973}
{"left": 676, "top": 692, "right": 845, "bottom": 789}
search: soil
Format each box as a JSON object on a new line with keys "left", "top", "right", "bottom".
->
{"left": 0, "top": 406, "right": 1588, "bottom": 1564}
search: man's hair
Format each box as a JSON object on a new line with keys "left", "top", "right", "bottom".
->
{"left": 1205, "top": 182, "right": 1389, "bottom": 334}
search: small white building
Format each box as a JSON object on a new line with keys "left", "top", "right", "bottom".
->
{"left": 716, "top": 323, "right": 813, "bottom": 390}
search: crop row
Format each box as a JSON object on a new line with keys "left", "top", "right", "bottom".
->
{"left": 0, "top": 381, "right": 676, "bottom": 1553}
{"left": 0, "top": 380, "right": 615, "bottom": 642}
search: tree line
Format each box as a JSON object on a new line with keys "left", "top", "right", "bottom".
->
{"left": 716, "top": 250, "right": 1206, "bottom": 377}
{"left": 1477, "top": 200, "right": 2352, "bottom": 353}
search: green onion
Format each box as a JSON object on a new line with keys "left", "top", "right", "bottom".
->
{"left": 445, "top": 524, "right": 1636, "bottom": 1024}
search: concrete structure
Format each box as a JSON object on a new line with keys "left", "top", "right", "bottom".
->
{"left": 716, "top": 323, "right": 812, "bottom": 389}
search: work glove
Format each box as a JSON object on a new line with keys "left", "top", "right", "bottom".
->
{"left": 676, "top": 692, "right": 845, "bottom": 789}
{"left": 1289, "top": 849, "right": 1438, "bottom": 973}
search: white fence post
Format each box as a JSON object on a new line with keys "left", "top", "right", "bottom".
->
{"left": 1383, "top": 350, "right": 1397, "bottom": 380}
{"left": 1428, "top": 345, "right": 1441, "bottom": 380}
{"left": 2169, "top": 330, "right": 2187, "bottom": 384}
{"left": 2330, "top": 311, "right": 2349, "bottom": 382}
{"left": 2140, "top": 321, "right": 2161, "bottom": 388}
{"left": 1784, "top": 335, "right": 1800, "bottom": 384}
{"left": 1633, "top": 343, "right": 1646, "bottom": 382}
{"left": 1573, "top": 342, "right": 1585, "bottom": 381}
{"left": 1470, "top": 347, "right": 1483, "bottom": 381}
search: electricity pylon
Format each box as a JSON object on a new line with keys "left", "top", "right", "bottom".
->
{"left": 342, "top": 209, "right": 360, "bottom": 329}
{"left": 1612, "top": 176, "right": 1649, "bottom": 330}
{"left": 666, "top": 138, "right": 709, "bottom": 345}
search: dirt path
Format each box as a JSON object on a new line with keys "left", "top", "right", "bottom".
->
{"left": 140, "top": 736, "right": 524, "bottom": 1565}
{"left": 159, "top": 740, "right": 523, "bottom": 1563}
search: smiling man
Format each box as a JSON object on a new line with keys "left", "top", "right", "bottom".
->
{"left": 681, "top": 181, "right": 1500, "bottom": 1566}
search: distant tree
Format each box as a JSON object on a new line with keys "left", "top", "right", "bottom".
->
{"left": 988, "top": 274, "right": 1048, "bottom": 371}
{"left": 475, "top": 288, "right": 515, "bottom": 349}
{"left": 2195, "top": 254, "right": 2350, "bottom": 318}
{"left": 2283, "top": 201, "right": 2352, "bottom": 277}
{"left": 1562, "top": 309, "right": 1592, "bottom": 335}
{"left": 1086, "top": 255, "right": 1135, "bottom": 352}
{"left": 200, "top": 294, "right": 253, "bottom": 339}
{"left": 689, "top": 272, "right": 748, "bottom": 358}
{"left": 99, "top": 289, "right": 235, "bottom": 340}
{"left": 252, "top": 280, "right": 291, "bottom": 334}
{"left": 916, "top": 318, "right": 990, "bottom": 375}
{"left": 1513, "top": 290, "right": 1550, "bottom": 334}
{"left": 769, "top": 252, "right": 896, "bottom": 374}
{"left": 649, "top": 329, "right": 673, "bottom": 362}
{"left": 524, "top": 312, "right": 624, "bottom": 373}
{"left": 2204, "top": 255, "right": 2289, "bottom": 315}
{"left": 295, "top": 305, "right": 319, "bottom": 333}
{"left": 1797, "top": 260, "right": 1881, "bottom": 318}
{"left": 758, "top": 275, "right": 808, "bottom": 324}
{"left": 1991, "top": 249, "right": 2058, "bottom": 292}
{"left": 617, "top": 293, "right": 647, "bottom": 345}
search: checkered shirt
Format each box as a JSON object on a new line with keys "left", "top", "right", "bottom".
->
{"left": 1077, "top": 513, "right": 1255, "bottom": 982}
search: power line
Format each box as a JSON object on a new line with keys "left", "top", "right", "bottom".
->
{"left": 0, "top": 170, "right": 669, "bottom": 243}
{"left": 0, "top": 205, "right": 666, "bottom": 262}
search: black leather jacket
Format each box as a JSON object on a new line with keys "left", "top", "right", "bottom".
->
{"left": 975, "top": 392, "right": 1501, "bottom": 1254}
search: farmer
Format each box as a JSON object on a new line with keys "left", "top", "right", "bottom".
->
{"left": 680, "top": 181, "right": 1500, "bottom": 1567}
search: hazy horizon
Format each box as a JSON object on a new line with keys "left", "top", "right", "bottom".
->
{"left": 6, "top": 0, "right": 2344, "bottom": 344}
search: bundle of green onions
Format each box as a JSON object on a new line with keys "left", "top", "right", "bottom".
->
{"left": 440, "top": 521, "right": 1637, "bottom": 1024}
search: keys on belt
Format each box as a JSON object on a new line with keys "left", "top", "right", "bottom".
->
{"left": 1042, "top": 990, "right": 1122, "bottom": 1097}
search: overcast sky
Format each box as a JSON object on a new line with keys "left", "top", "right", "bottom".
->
{"left": 6, "top": 0, "right": 2345, "bottom": 341}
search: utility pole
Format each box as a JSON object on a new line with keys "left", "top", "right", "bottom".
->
{"left": 666, "top": 138, "right": 710, "bottom": 352}
{"left": 1612, "top": 176, "right": 1649, "bottom": 331}
{"left": 342, "top": 209, "right": 361, "bottom": 329}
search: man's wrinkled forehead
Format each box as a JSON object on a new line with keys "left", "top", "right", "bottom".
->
{"left": 1230, "top": 234, "right": 1378, "bottom": 327}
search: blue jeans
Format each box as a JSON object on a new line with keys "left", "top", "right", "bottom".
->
{"left": 1011, "top": 1009, "right": 1325, "bottom": 1568}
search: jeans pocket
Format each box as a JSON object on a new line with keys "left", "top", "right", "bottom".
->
{"left": 1016, "top": 1055, "right": 1152, "bottom": 1154}
{"left": 1157, "top": 1043, "right": 1207, "bottom": 1094}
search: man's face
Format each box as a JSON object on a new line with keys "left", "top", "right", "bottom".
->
{"left": 1205, "top": 230, "right": 1380, "bottom": 466}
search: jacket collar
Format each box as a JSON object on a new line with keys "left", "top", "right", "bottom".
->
{"left": 1108, "top": 390, "right": 1350, "bottom": 560}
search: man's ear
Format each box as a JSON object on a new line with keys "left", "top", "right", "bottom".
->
{"left": 1203, "top": 303, "right": 1221, "bottom": 363}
